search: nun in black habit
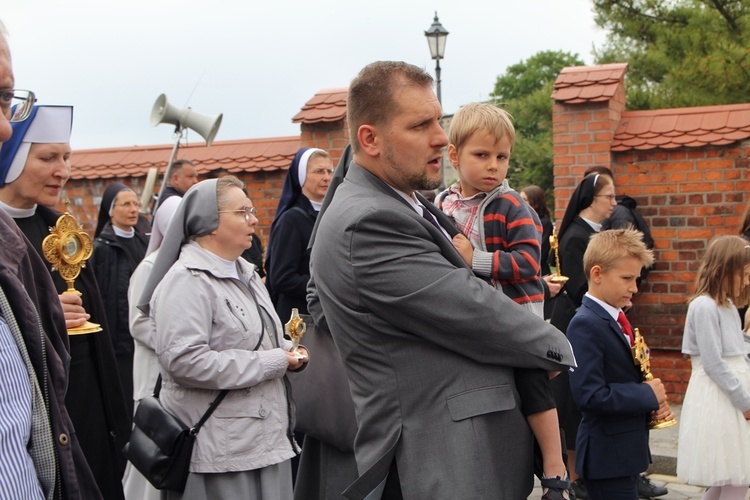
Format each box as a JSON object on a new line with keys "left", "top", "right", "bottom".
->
{"left": 0, "top": 104, "right": 130, "bottom": 499}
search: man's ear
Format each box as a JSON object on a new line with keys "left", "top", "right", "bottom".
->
{"left": 357, "top": 124, "right": 380, "bottom": 158}
{"left": 448, "top": 144, "right": 459, "bottom": 167}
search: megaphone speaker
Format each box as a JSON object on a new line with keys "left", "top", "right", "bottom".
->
{"left": 150, "top": 94, "right": 223, "bottom": 146}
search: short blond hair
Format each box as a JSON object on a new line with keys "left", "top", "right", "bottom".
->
{"left": 583, "top": 228, "right": 654, "bottom": 280}
{"left": 448, "top": 103, "right": 515, "bottom": 151}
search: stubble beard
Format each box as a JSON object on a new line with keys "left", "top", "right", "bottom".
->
{"left": 384, "top": 142, "right": 442, "bottom": 192}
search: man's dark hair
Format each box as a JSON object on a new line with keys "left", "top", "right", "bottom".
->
{"left": 347, "top": 61, "right": 433, "bottom": 153}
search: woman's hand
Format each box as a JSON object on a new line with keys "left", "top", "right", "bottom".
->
{"left": 542, "top": 275, "right": 562, "bottom": 297}
{"left": 286, "top": 346, "right": 309, "bottom": 371}
{"left": 59, "top": 293, "right": 90, "bottom": 329}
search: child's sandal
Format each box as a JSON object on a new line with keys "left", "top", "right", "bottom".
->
{"left": 540, "top": 475, "right": 572, "bottom": 500}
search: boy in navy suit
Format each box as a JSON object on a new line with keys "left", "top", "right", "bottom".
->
{"left": 567, "top": 229, "right": 674, "bottom": 500}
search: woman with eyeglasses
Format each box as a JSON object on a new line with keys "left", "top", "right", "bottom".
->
{"left": 0, "top": 105, "right": 131, "bottom": 499}
{"left": 265, "top": 147, "right": 332, "bottom": 323}
{"left": 547, "top": 171, "right": 616, "bottom": 498}
{"left": 92, "top": 182, "right": 149, "bottom": 420}
{"left": 138, "top": 176, "right": 307, "bottom": 499}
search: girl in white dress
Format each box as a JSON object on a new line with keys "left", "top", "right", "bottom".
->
{"left": 677, "top": 235, "right": 750, "bottom": 500}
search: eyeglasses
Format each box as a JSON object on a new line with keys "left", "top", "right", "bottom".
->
{"left": 310, "top": 168, "right": 334, "bottom": 176}
{"left": 0, "top": 89, "right": 37, "bottom": 122}
{"left": 594, "top": 194, "right": 617, "bottom": 202}
{"left": 218, "top": 206, "right": 257, "bottom": 222}
{"left": 115, "top": 201, "right": 142, "bottom": 209}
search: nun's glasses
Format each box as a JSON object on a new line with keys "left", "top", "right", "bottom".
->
{"left": 0, "top": 89, "right": 37, "bottom": 122}
{"left": 218, "top": 206, "right": 257, "bottom": 222}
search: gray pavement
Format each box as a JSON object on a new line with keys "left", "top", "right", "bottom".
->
{"left": 528, "top": 404, "right": 750, "bottom": 499}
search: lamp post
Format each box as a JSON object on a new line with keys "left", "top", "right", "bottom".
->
{"left": 425, "top": 12, "right": 449, "bottom": 187}
{"left": 424, "top": 12, "right": 449, "bottom": 105}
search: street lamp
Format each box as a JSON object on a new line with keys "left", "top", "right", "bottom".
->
{"left": 424, "top": 12, "right": 449, "bottom": 104}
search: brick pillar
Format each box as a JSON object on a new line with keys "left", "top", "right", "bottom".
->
{"left": 300, "top": 119, "right": 348, "bottom": 166}
{"left": 551, "top": 73, "right": 626, "bottom": 220}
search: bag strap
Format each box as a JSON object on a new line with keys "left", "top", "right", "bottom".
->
{"left": 151, "top": 273, "right": 271, "bottom": 434}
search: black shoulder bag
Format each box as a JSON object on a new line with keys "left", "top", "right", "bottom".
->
{"left": 122, "top": 375, "right": 228, "bottom": 492}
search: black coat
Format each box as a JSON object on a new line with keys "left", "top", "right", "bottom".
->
{"left": 266, "top": 196, "right": 317, "bottom": 322}
{"left": 91, "top": 224, "right": 148, "bottom": 358}
{"left": 29, "top": 207, "right": 132, "bottom": 498}
{"left": 0, "top": 210, "right": 103, "bottom": 499}
{"left": 549, "top": 216, "right": 596, "bottom": 333}
{"left": 91, "top": 223, "right": 148, "bottom": 422}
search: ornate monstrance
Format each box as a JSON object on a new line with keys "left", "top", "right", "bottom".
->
{"left": 42, "top": 206, "right": 102, "bottom": 335}
{"left": 549, "top": 230, "right": 569, "bottom": 284}
{"left": 285, "top": 308, "right": 307, "bottom": 360}
{"left": 632, "top": 327, "right": 677, "bottom": 429}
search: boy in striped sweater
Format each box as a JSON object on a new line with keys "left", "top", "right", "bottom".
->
{"left": 439, "top": 102, "right": 570, "bottom": 500}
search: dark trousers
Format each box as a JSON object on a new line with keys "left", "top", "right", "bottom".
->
{"left": 585, "top": 475, "right": 639, "bottom": 500}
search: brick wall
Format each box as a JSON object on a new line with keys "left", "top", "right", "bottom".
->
{"left": 63, "top": 119, "right": 348, "bottom": 249}
{"left": 552, "top": 68, "right": 750, "bottom": 400}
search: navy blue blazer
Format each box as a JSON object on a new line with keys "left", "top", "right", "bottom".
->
{"left": 568, "top": 296, "right": 659, "bottom": 480}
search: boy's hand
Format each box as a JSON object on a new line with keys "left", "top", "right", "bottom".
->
{"left": 452, "top": 233, "right": 474, "bottom": 266}
{"left": 645, "top": 377, "right": 667, "bottom": 403}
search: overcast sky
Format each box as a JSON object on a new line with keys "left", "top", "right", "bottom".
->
{"left": 4, "top": 0, "right": 607, "bottom": 150}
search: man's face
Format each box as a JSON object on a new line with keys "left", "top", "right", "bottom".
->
{"left": 372, "top": 83, "right": 447, "bottom": 194}
{"left": 172, "top": 163, "right": 198, "bottom": 193}
{"left": 0, "top": 36, "right": 14, "bottom": 143}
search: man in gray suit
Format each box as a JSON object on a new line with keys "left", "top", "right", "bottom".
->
{"left": 312, "top": 61, "right": 575, "bottom": 500}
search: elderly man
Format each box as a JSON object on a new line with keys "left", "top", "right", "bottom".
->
{"left": 0, "top": 21, "right": 101, "bottom": 499}
{"left": 311, "top": 60, "right": 575, "bottom": 500}
{"left": 154, "top": 158, "right": 198, "bottom": 212}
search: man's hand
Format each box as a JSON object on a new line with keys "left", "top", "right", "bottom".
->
{"left": 651, "top": 400, "right": 674, "bottom": 422}
{"left": 452, "top": 233, "right": 474, "bottom": 267}
{"left": 59, "top": 293, "right": 90, "bottom": 329}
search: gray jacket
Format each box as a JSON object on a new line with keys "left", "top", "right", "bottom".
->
{"left": 151, "top": 241, "right": 298, "bottom": 473}
{"left": 313, "top": 163, "right": 575, "bottom": 500}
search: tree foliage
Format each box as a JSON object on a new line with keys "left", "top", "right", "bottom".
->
{"left": 491, "top": 51, "right": 584, "bottom": 208}
{"left": 593, "top": 0, "right": 750, "bottom": 109}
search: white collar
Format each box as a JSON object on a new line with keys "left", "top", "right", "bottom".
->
{"left": 585, "top": 292, "right": 621, "bottom": 322}
{"left": 0, "top": 200, "right": 37, "bottom": 218}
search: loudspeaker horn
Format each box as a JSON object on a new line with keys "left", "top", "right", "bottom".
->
{"left": 150, "top": 94, "right": 223, "bottom": 146}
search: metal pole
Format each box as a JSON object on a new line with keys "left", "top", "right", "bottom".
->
{"left": 435, "top": 58, "right": 444, "bottom": 186}
{"left": 435, "top": 58, "right": 442, "bottom": 106}
{"left": 152, "top": 127, "right": 183, "bottom": 214}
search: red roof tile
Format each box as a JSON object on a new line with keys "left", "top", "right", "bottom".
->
{"left": 70, "top": 136, "right": 300, "bottom": 180}
{"left": 612, "top": 103, "right": 750, "bottom": 151}
{"left": 552, "top": 63, "right": 628, "bottom": 104}
{"left": 292, "top": 88, "right": 348, "bottom": 124}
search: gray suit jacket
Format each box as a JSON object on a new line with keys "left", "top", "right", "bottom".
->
{"left": 312, "top": 162, "right": 575, "bottom": 500}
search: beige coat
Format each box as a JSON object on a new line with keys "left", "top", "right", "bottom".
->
{"left": 151, "top": 241, "right": 298, "bottom": 473}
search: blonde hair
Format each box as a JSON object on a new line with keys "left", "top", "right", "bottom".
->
{"left": 583, "top": 228, "right": 654, "bottom": 280}
{"left": 692, "top": 234, "right": 750, "bottom": 308}
{"left": 448, "top": 103, "right": 515, "bottom": 151}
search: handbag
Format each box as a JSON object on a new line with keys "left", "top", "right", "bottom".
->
{"left": 286, "top": 315, "right": 358, "bottom": 452}
{"left": 122, "top": 375, "right": 228, "bottom": 492}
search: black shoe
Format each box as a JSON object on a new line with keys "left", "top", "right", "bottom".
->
{"left": 637, "top": 474, "right": 668, "bottom": 498}
{"left": 571, "top": 478, "right": 587, "bottom": 500}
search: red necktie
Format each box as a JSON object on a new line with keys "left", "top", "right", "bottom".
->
{"left": 617, "top": 311, "right": 634, "bottom": 346}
